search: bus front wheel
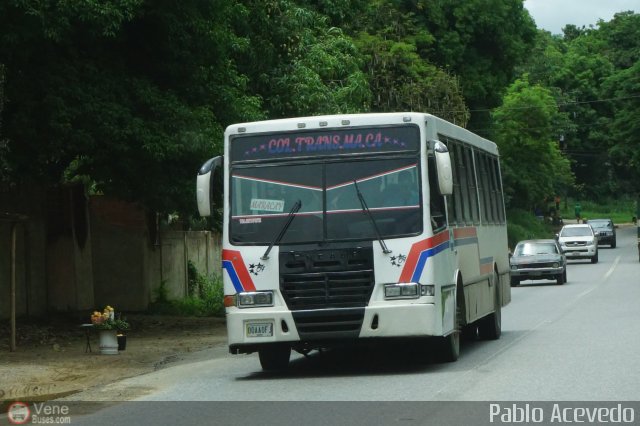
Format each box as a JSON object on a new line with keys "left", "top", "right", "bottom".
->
{"left": 258, "top": 344, "right": 291, "bottom": 371}
{"left": 437, "top": 295, "right": 461, "bottom": 362}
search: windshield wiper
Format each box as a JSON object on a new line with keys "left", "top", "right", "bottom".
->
{"left": 261, "top": 200, "right": 302, "bottom": 260}
{"left": 353, "top": 179, "right": 391, "bottom": 254}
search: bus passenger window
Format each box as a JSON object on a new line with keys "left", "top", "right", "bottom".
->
{"left": 428, "top": 156, "right": 447, "bottom": 231}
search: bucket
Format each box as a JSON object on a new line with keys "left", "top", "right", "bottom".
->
{"left": 117, "top": 334, "right": 127, "bottom": 351}
{"left": 98, "top": 330, "right": 118, "bottom": 355}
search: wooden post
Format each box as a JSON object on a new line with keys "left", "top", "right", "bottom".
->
{"left": 184, "top": 232, "right": 189, "bottom": 296}
{"left": 10, "top": 221, "right": 17, "bottom": 352}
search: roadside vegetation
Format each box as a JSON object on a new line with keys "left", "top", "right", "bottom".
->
{"left": 1, "top": 2, "right": 639, "bottom": 316}
{"left": 507, "top": 196, "right": 637, "bottom": 249}
{"left": 557, "top": 197, "right": 638, "bottom": 225}
{"left": 150, "top": 262, "right": 225, "bottom": 317}
{"left": 506, "top": 210, "right": 556, "bottom": 250}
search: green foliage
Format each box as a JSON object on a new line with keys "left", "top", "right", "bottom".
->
{"left": 151, "top": 264, "right": 224, "bottom": 317}
{"left": 153, "top": 280, "right": 170, "bottom": 304}
{"left": 506, "top": 209, "right": 555, "bottom": 250}
{"left": 93, "top": 318, "right": 131, "bottom": 331}
{"left": 602, "top": 60, "right": 640, "bottom": 194}
{"left": 558, "top": 197, "right": 638, "bottom": 225}
{"left": 354, "top": 32, "right": 469, "bottom": 124}
{"left": 492, "top": 76, "right": 574, "bottom": 209}
{"left": 233, "top": 0, "right": 370, "bottom": 117}
{"left": 519, "top": 13, "right": 640, "bottom": 201}
{"left": 0, "top": 0, "right": 260, "bottom": 217}
{"left": 411, "top": 0, "right": 538, "bottom": 128}
{"left": 1, "top": 0, "right": 638, "bottom": 227}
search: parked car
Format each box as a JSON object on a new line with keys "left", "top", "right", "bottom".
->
{"left": 556, "top": 223, "right": 598, "bottom": 263}
{"left": 586, "top": 218, "right": 616, "bottom": 248}
{"left": 510, "top": 239, "right": 567, "bottom": 286}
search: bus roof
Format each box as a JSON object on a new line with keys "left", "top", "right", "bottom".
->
{"left": 225, "top": 112, "right": 498, "bottom": 156}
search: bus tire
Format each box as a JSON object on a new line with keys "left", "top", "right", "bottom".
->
{"left": 258, "top": 344, "right": 291, "bottom": 371}
{"left": 437, "top": 290, "right": 461, "bottom": 362}
{"left": 479, "top": 272, "right": 502, "bottom": 340}
{"left": 437, "top": 331, "right": 460, "bottom": 363}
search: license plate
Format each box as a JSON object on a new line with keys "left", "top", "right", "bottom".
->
{"left": 246, "top": 322, "right": 273, "bottom": 338}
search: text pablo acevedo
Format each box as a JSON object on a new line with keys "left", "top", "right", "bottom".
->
{"left": 489, "top": 403, "right": 635, "bottom": 424}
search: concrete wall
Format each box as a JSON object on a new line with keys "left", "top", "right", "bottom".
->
{"left": 0, "top": 184, "right": 48, "bottom": 317}
{"left": 90, "top": 197, "right": 152, "bottom": 311}
{"left": 45, "top": 185, "right": 95, "bottom": 312}
{"left": 0, "top": 188, "right": 222, "bottom": 319}
{"left": 156, "top": 231, "right": 221, "bottom": 301}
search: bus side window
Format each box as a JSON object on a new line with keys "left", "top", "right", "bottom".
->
{"left": 428, "top": 155, "right": 447, "bottom": 231}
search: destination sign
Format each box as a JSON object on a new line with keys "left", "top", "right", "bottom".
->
{"left": 230, "top": 125, "right": 420, "bottom": 161}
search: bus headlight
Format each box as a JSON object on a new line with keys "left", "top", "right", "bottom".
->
{"left": 384, "top": 283, "right": 433, "bottom": 299}
{"left": 237, "top": 291, "right": 274, "bottom": 308}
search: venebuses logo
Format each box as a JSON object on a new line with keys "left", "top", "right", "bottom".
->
{"left": 7, "top": 401, "right": 30, "bottom": 425}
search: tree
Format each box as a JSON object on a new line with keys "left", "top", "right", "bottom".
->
{"left": 602, "top": 60, "right": 640, "bottom": 194}
{"left": 492, "top": 77, "right": 573, "bottom": 209}
{"left": 0, "top": 0, "right": 262, "bottom": 216}
{"left": 411, "top": 0, "right": 538, "bottom": 132}
{"left": 355, "top": 33, "right": 468, "bottom": 125}
{"left": 230, "top": 0, "right": 370, "bottom": 118}
{"left": 343, "top": 0, "right": 470, "bottom": 124}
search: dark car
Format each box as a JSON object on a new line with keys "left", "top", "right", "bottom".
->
{"left": 510, "top": 239, "right": 567, "bottom": 286}
{"left": 586, "top": 218, "right": 616, "bottom": 248}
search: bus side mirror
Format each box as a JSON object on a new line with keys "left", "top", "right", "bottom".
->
{"left": 432, "top": 140, "right": 453, "bottom": 196}
{"left": 196, "top": 156, "right": 223, "bottom": 217}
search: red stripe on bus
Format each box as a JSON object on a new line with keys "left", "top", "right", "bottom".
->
{"left": 399, "top": 231, "right": 450, "bottom": 282}
{"left": 222, "top": 249, "right": 256, "bottom": 291}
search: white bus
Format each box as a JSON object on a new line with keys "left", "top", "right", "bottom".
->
{"left": 197, "top": 112, "right": 510, "bottom": 370}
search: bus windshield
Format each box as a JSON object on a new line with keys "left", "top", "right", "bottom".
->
{"left": 230, "top": 158, "right": 421, "bottom": 244}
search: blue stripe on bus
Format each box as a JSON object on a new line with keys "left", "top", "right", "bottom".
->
{"left": 222, "top": 260, "right": 244, "bottom": 292}
{"left": 410, "top": 241, "right": 450, "bottom": 282}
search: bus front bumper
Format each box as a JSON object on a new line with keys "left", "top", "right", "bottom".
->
{"left": 227, "top": 303, "right": 439, "bottom": 353}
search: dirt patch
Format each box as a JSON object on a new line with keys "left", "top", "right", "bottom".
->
{"left": 0, "top": 314, "right": 227, "bottom": 406}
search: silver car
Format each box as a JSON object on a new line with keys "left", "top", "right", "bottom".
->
{"left": 510, "top": 239, "right": 567, "bottom": 286}
{"left": 557, "top": 224, "right": 598, "bottom": 263}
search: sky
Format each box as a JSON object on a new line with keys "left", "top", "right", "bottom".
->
{"left": 524, "top": 0, "right": 638, "bottom": 34}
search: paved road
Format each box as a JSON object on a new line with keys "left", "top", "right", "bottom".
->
{"left": 57, "top": 225, "right": 640, "bottom": 425}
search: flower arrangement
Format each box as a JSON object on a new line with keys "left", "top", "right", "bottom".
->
{"left": 90, "top": 305, "right": 130, "bottom": 331}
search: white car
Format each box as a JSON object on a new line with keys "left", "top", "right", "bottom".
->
{"left": 557, "top": 224, "right": 598, "bottom": 263}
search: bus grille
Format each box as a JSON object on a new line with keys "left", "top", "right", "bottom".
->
{"left": 281, "top": 270, "right": 374, "bottom": 310}
{"left": 278, "top": 245, "right": 374, "bottom": 339}
{"left": 291, "top": 308, "right": 364, "bottom": 340}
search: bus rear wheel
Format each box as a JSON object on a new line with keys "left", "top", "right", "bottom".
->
{"left": 258, "top": 344, "right": 291, "bottom": 371}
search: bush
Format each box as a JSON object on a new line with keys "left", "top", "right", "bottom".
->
{"left": 506, "top": 209, "right": 555, "bottom": 249}
{"left": 149, "top": 267, "right": 224, "bottom": 317}
{"left": 559, "top": 197, "right": 636, "bottom": 224}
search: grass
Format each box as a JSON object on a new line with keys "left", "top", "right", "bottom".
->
{"left": 507, "top": 197, "right": 639, "bottom": 248}
{"left": 557, "top": 198, "right": 638, "bottom": 225}
{"left": 149, "top": 265, "right": 225, "bottom": 317}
